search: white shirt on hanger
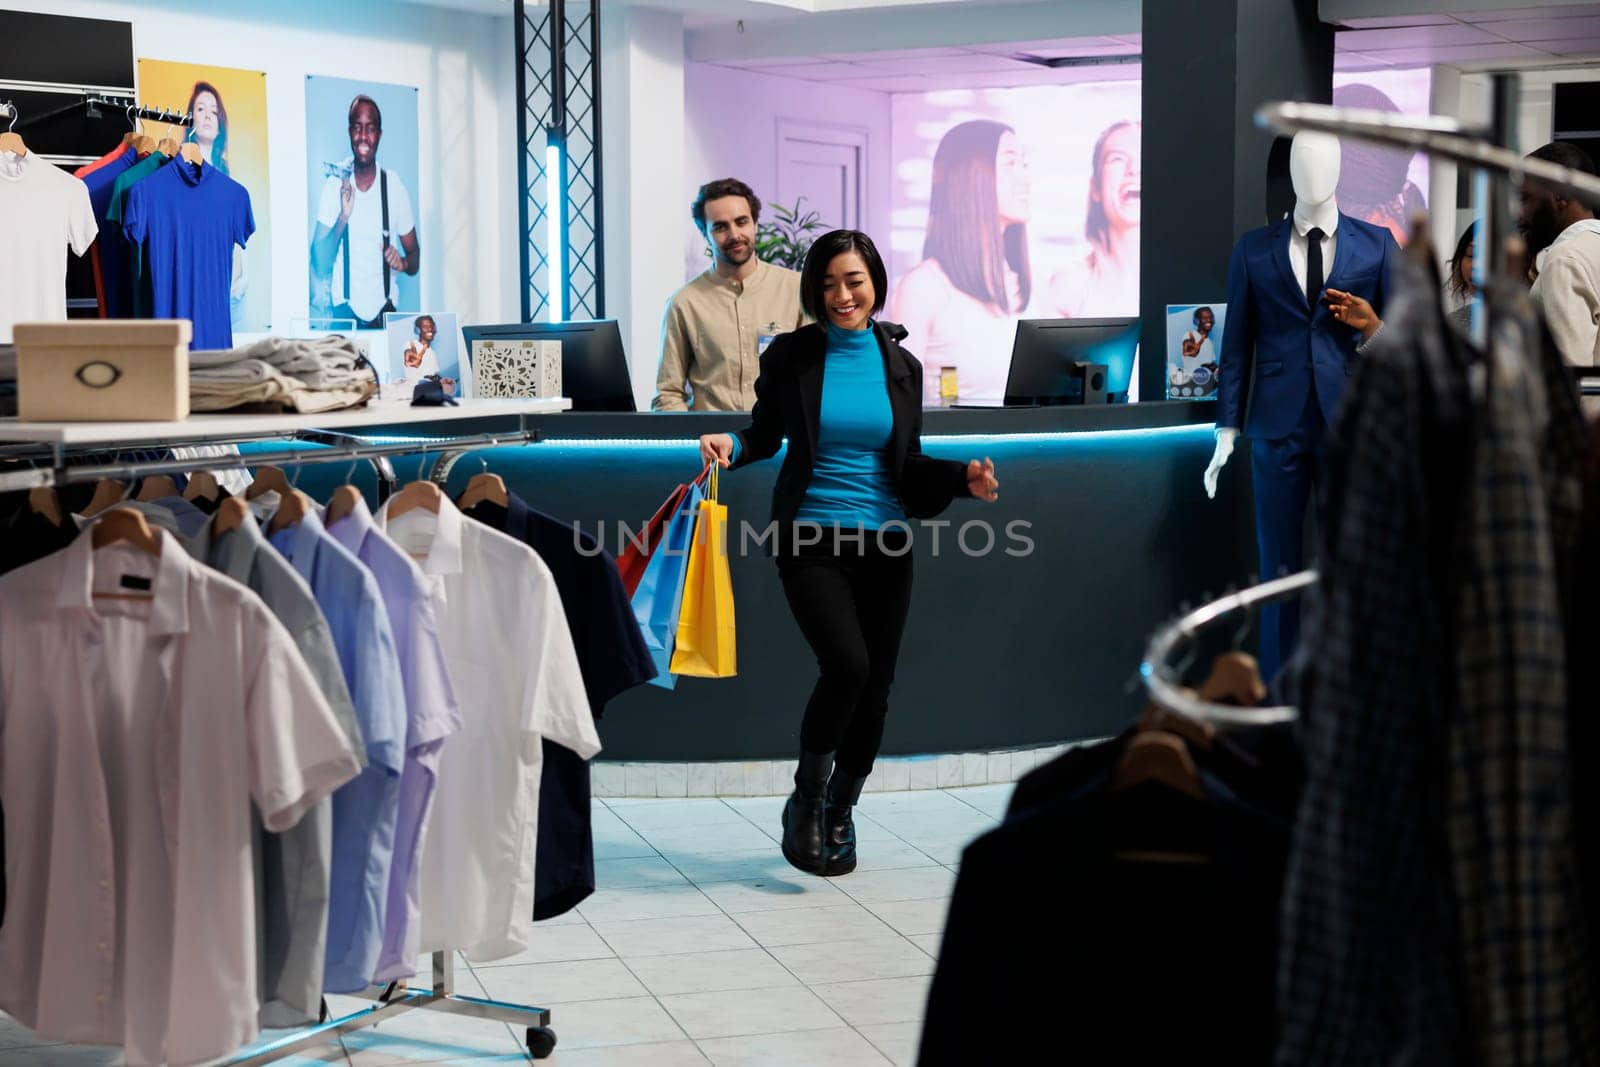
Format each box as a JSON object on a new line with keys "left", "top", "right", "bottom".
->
{"left": 377, "top": 493, "right": 598, "bottom": 962}
{"left": 0, "top": 528, "right": 361, "bottom": 1067}
{"left": 0, "top": 151, "right": 96, "bottom": 343}
{"left": 1288, "top": 204, "right": 1339, "bottom": 302}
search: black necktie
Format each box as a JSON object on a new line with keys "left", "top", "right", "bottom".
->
{"left": 1305, "top": 227, "right": 1325, "bottom": 310}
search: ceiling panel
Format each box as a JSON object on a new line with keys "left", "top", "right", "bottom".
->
{"left": 1475, "top": 14, "right": 1600, "bottom": 39}
{"left": 754, "top": 61, "right": 870, "bottom": 78}
{"left": 1363, "top": 41, "right": 1543, "bottom": 63}
{"left": 821, "top": 46, "right": 971, "bottom": 61}
{"left": 1336, "top": 24, "right": 1501, "bottom": 50}
{"left": 860, "top": 52, "right": 1040, "bottom": 73}
{"left": 1458, "top": 4, "right": 1600, "bottom": 22}
{"left": 1548, "top": 33, "right": 1600, "bottom": 53}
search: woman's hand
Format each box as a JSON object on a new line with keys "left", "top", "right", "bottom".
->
{"left": 700, "top": 433, "right": 735, "bottom": 469}
{"left": 1324, "top": 288, "right": 1382, "bottom": 341}
{"left": 966, "top": 457, "right": 999, "bottom": 502}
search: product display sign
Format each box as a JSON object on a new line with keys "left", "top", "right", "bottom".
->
{"left": 305, "top": 75, "right": 420, "bottom": 327}
{"left": 137, "top": 59, "right": 272, "bottom": 333}
{"left": 382, "top": 311, "right": 465, "bottom": 402}
{"left": 1165, "top": 303, "right": 1228, "bottom": 400}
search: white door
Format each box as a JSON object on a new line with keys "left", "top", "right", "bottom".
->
{"left": 776, "top": 121, "right": 867, "bottom": 232}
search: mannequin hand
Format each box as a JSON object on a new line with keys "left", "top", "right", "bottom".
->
{"left": 700, "top": 433, "right": 734, "bottom": 468}
{"left": 966, "top": 458, "right": 999, "bottom": 502}
{"left": 1204, "top": 428, "right": 1238, "bottom": 499}
{"left": 1324, "top": 288, "right": 1381, "bottom": 341}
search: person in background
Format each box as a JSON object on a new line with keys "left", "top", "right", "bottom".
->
{"left": 1331, "top": 83, "right": 1427, "bottom": 246}
{"left": 653, "top": 178, "right": 805, "bottom": 411}
{"left": 397, "top": 314, "right": 439, "bottom": 384}
{"left": 700, "top": 229, "right": 999, "bottom": 880}
{"left": 892, "top": 119, "right": 1033, "bottom": 404}
{"left": 1181, "top": 305, "right": 1218, "bottom": 376}
{"left": 184, "top": 81, "right": 249, "bottom": 330}
{"left": 1520, "top": 141, "right": 1600, "bottom": 368}
{"left": 311, "top": 94, "right": 420, "bottom": 329}
{"left": 1049, "top": 119, "right": 1141, "bottom": 321}
{"left": 1445, "top": 222, "right": 1477, "bottom": 336}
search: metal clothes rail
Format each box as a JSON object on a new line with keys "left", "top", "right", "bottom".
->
{"left": 0, "top": 402, "right": 570, "bottom": 1060}
{"left": 12, "top": 92, "right": 191, "bottom": 131}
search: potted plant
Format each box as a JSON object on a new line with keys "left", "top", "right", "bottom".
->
{"left": 756, "top": 197, "right": 829, "bottom": 271}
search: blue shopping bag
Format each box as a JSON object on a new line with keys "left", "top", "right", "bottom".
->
{"left": 632, "top": 478, "right": 705, "bottom": 690}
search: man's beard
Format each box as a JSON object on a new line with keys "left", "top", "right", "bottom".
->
{"left": 1520, "top": 204, "right": 1559, "bottom": 258}
{"left": 719, "top": 240, "right": 753, "bottom": 268}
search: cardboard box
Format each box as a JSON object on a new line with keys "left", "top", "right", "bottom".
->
{"left": 470, "top": 338, "right": 562, "bottom": 399}
{"left": 14, "top": 320, "right": 191, "bottom": 421}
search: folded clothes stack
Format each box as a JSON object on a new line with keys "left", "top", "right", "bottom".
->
{"left": 189, "top": 335, "right": 378, "bottom": 414}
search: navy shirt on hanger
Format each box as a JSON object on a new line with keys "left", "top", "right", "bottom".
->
{"left": 120, "top": 158, "right": 254, "bottom": 349}
{"left": 462, "top": 492, "right": 657, "bottom": 920}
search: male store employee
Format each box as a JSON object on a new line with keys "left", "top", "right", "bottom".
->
{"left": 653, "top": 178, "right": 806, "bottom": 411}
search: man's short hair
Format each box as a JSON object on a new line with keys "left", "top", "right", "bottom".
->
{"left": 1528, "top": 141, "right": 1597, "bottom": 177}
{"left": 348, "top": 94, "right": 383, "bottom": 130}
{"left": 692, "top": 178, "right": 760, "bottom": 229}
{"left": 799, "top": 229, "right": 889, "bottom": 322}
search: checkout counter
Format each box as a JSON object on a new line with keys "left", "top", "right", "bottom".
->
{"left": 298, "top": 399, "right": 1256, "bottom": 761}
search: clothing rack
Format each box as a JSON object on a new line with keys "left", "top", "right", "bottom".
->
{"left": 1145, "top": 74, "right": 1598, "bottom": 727}
{"left": 12, "top": 92, "right": 191, "bottom": 132}
{"left": 0, "top": 399, "right": 569, "bottom": 1061}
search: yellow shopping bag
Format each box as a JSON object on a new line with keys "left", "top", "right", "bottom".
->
{"left": 670, "top": 463, "right": 737, "bottom": 678}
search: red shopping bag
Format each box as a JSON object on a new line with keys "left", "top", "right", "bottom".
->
{"left": 617, "top": 468, "right": 710, "bottom": 598}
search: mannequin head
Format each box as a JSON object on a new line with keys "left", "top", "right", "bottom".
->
{"left": 1289, "top": 131, "right": 1341, "bottom": 207}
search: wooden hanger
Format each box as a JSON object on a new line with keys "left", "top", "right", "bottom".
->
{"left": 0, "top": 130, "right": 26, "bottom": 157}
{"left": 135, "top": 475, "right": 179, "bottom": 502}
{"left": 1136, "top": 697, "right": 1215, "bottom": 751}
{"left": 386, "top": 480, "right": 443, "bottom": 520}
{"left": 458, "top": 471, "right": 508, "bottom": 510}
{"left": 266, "top": 489, "right": 312, "bottom": 536}
{"left": 325, "top": 484, "right": 364, "bottom": 526}
{"left": 211, "top": 495, "right": 249, "bottom": 537}
{"left": 91, "top": 506, "right": 160, "bottom": 557}
{"left": 28, "top": 487, "right": 62, "bottom": 527}
{"left": 1199, "top": 651, "right": 1266, "bottom": 707}
{"left": 155, "top": 135, "right": 178, "bottom": 157}
{"left": 82, "top": 479, "right": 129, "bottom": 517}
{"left": 1112, "top": 732, "right": 1205, "bottom": 800}
{"left": 183, "top": 470, "right": 220, "bottom": 504}
{"left": 178, "top": 142, "right": 203, "bottom": 166}
{"left": 245, "top": 466, "right": 293, "bottom": 501}
{"left": 132, "top": 133, "right": 156, "bottom": 157}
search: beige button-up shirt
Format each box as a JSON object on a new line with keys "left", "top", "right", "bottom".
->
{"left": 653, "top": 258, "right": 806, "bottom": 411}
{"left": 1532, "top": 218, "right": 1600, "bottom": 368}
{"left": 0, "top": 527, "right": 361, "bottom": 1066}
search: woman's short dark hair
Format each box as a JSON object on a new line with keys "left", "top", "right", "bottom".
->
{"left": 800, "top": 230, "right": 888, "bottom": 322}
{"left": 921, "top": 119, "right": 1030, "bottom": 314}
{"left": 1191, "top": 305, "right": 1213, "bottom": 329}
{"left": 692, "top": 178, "right": 761, "bottom": 229}
{"left": 1447, "top": 222, "right": 1476, "bottom": 301}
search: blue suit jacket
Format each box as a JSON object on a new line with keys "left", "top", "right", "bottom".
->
{"left": 1216, "top": 214, "right": 1399, "bottom": 440}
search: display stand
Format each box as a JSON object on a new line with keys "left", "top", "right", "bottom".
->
{"left": 0, "top": 396, "right": 574, "bottom": 1063}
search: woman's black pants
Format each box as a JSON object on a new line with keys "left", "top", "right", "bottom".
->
{"left": 777, "top": 531, "right": 915, "bottom": 778}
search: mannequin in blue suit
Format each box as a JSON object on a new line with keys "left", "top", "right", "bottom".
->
{"left": 1205, "top": 132, "right": 1399, "bottom": 679}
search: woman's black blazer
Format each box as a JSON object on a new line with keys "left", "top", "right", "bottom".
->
{"left": 730, "top": 320, "right": 970, "bottom": 528}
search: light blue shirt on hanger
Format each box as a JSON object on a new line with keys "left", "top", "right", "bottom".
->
{"left": 268, "top": 508, "right": 407, "bottom": 995}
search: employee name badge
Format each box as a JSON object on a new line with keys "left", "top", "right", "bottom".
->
{"left": 757, "top": 322, "right": 781, "bottom": 356}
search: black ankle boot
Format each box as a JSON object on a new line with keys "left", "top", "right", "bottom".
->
{"left": 823, "top": 770, "right": 868, "bottom": 877}
{"left": 781, "top": 751, "right": 833, "bottom": 875}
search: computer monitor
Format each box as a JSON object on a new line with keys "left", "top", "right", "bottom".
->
{"left": 461, "top": 320, "right": 636, "bottom": 412}
{"left": 1004, "top": 318, "right": 1141, "bottom": 406}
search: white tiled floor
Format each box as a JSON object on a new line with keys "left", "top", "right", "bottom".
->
{"left": 1, "top": 784, "right": 1014, "bottom": 1066}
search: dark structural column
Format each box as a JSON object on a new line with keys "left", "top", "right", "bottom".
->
{"left": 1138, "top": 0, "right": 1334, "bottom": 400}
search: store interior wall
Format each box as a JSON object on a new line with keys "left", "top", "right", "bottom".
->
{"left": 13, "top": 0, "right": 520, "bottom": 341}
{"left": 682, "top": 63, "right": 893, "bottom": 285}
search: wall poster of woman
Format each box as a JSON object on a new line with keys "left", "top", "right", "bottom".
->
{"left": 137, "top": 60, "right": 272, "bottom": 332}
{"left": 888, "top": 80, "right": 1141, "bottom": 404}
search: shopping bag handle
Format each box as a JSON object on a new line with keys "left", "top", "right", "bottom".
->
{"left": 703, "top": 462, "right": 718, "bottom": 502}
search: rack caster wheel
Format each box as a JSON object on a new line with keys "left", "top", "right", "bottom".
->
{"left": 526, "top": 1026, "right": 557, "bottom": 1059}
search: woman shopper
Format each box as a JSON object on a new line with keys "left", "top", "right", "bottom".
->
{"left": 699, "top": 230, "right": 1000, "bottom": 877}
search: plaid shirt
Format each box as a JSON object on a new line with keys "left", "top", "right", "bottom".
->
{"left": 1278, "top": 255, "right": 1598, "bottom": 1064}
{"left": 1276, "top": 252, "right": 1472, "bottom": 1063}
{"left": 1447, "top": 283, "right": 1595, "bottom": 1064}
